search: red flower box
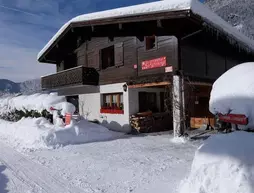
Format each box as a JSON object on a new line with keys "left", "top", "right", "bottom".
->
{"left": 100, "top": 108, "right": 124, "bottom": 114}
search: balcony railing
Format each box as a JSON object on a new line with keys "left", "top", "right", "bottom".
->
{"left": 41, "top": 66, "right": 99, "bottom": 90}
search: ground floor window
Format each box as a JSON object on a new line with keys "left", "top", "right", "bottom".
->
{"left": 101, "top": 93, "right": 124, "bottom": 114}
{"left": 139, "top": 92, "right": 158, "bottom": 112}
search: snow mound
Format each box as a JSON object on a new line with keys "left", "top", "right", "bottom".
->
{"left": 209, "top": 62, "right": 254, "bottom": 129}
{"left": 0, "top": 118, "right": 124, "bottom": 151}
{"left": 179, "top": 131, "right": 254, "bottom": 193}
{"left": 46, "top": 119, "right": 124, "bottom": 147}
{"left": 0, "top": 93, "right": 75, "bottom": 115}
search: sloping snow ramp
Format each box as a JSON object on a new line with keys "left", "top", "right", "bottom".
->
{"left": 209, "top": 62, "right": 254, "bottom": 129}
{"left": 179, "top": 131, "right": 254, "bottom": 193}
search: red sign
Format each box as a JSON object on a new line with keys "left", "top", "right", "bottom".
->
{"left": 142, "top": 57, "right": 167, "bottom": 70}
{"left": 218, "top": 114, "right": 248, "bottom": 125}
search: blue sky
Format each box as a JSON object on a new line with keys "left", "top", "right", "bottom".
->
{"left": 0, "top": 0, "right": 204, "bottom": 82}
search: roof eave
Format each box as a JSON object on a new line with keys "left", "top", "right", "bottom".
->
{"left": 38, "top": 9, "right": 191, "bottom": 63}
{"left": 189, "top": 11, "right": 254, "bottom": 54}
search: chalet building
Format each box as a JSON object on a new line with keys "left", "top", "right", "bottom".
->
{"left": 37, "top": 0, "right": 254, "bottom": 135}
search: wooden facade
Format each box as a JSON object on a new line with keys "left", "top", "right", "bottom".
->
{"left": 42, "top": 35, "right": 178, "bottom": 90}
{"left": 73, "top": 36, "right": 177, "bottom": 85}
{"left": 180, "top": 31, "right": 251, "bottom": 80}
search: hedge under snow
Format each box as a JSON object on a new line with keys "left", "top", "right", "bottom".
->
{"left": 209, "top": 62, "right": 254, "bottom": 129}
{"left": 0, "top": 93, "right": 76, "bottom": 116}
{"left": 179, "top": 131, "right": 254, "bottom": 193}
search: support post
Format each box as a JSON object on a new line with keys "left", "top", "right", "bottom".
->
{"left": 172, "top": 75, "right": 184, "bottom": 137}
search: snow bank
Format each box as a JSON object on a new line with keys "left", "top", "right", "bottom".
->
{"left": 46, "top": 119, "right": 124, "bottom": 147}
{"left": 0, "top": 118, "right": 124, "bottom": 151}
{"left": 0, "top": 93, "right": 75, "bottom": 116}
{"left": 179, "top": 131, "right": 254, "bottom": 193}
{"left": 38, "top": 0, "right": 254, "bottom": 60}
{"left": 209, "top": 62, "right": 254, "bottom": 129}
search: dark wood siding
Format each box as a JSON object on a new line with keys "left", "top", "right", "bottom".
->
{"left": 76, "top": 43, "right": 87, "bottom": 67}
{"left": 137, "top": 36, "right": 178, "bottom": 77}
{"left": 74, "top": 37, "right": 137, "bottom": 84}
{"left": 72, "top": 36, "right": 177, "bottom": 85}
{"left": 181, "top": 31, "right": 242, "bottom": 80}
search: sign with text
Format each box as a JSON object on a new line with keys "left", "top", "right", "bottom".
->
{"left": 141, "top": 56, "right": 167, "bottom": 70}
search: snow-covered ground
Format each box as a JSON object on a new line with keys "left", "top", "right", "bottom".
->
{"left": 1, "top": 116, "right": 254, "bottom": 193}
{"left": 0, "top": 130, "right": 201, "bottom": 193}
{"left": 179, "top": 131, "right": 254, "bottom": 193}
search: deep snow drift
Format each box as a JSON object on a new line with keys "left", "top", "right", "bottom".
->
{"left": 0, "top": 118, "right": 123, "bottom": 151}
{"left": 209, "top": 62, "right": 254, "bottom": 129}
{"left": 179, "top": 131, "right": 254, "bottom": 193}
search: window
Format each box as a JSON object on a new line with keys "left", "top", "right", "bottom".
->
{"left": 101, "top": 93, "right": 124, "bottom": 114}
{"left": 145, "top": 36, "right": 156, "bottom": 50}
{"left": 139, "top": 92, "right": 158, "bottom": 112}
{"left": 101, "top": 46, "right": 115, "bottom": 69}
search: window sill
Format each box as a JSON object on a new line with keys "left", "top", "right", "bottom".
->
{"left": 100, "top": 109, "right": 124, "bottom": 114}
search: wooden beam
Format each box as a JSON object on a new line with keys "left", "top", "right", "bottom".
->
{"left": 188, "top": 81, "right": 213, "bottom": 86}
{"left": 128, "top": 81, "right": 170, "bottom": 88}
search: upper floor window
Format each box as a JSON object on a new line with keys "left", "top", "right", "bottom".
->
{"left": 101, "top": 45, "right": 115, "bottom": 69}
{"left": 145, "top": 35, "right": 156, "bottom": 50}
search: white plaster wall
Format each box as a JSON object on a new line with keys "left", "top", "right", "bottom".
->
{"left": 129, "top": 87, "right": 165, "bottom": 115}
{"left": 79, "top": 83, "right": 131, "bottom": 133}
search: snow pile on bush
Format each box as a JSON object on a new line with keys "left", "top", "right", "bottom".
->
{"left": 0, "top": 93, "right": 75, "bottom": 115}
{"left": 0, "top": 93, "right": 76, "bottom": 122}
{"left": 0, "top": 118, "right": 124, "bottom": 150}
{"left": 209, "top": 62, "right": 254, "bottom": 129}
{"left": 179, "top": 131, "right": 254, "bottom": 193}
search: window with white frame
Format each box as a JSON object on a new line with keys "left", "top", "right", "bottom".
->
{"left": 102, "top": 93, "right": 124, "bottom": 110}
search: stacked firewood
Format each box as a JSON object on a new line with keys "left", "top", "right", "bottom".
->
{"left": 130, "top": 114, "right": 154, "bottom": 133}
{"left": 130, "top": 112, "right": 172, "bottom": 133}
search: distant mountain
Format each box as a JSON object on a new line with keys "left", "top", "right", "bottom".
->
{"left": 205, "top": 0, "right": 254, "bottom": 39}
{"left": 19, "top": 79, "right": 41, "bottom": 94}
{"left": 0, "top": 79, "right": 41, "bottom": 95}
{"left": 0, "top": 79, "right": 20, "bottom": 93}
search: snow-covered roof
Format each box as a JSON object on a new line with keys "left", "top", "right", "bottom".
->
{"left": 37, "top": 0, "right": 254, "bottom": 61}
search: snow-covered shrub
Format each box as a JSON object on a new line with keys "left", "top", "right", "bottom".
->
{"left": 0, "top": 108, "right": 52, "bottom": 122}
{"left": 0, "top": 93, "right": 75, "bottom": 123}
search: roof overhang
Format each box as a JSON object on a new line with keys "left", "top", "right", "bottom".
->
{"left": 37, "top": 0, "right": 254, "bottom": 64}
{"left": 38, "top": 9, "right": 195, "bottom": 63}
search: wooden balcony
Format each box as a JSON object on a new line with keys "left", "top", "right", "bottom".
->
{"left": 41, "top": 66, "right": 99, "bottom": 90}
